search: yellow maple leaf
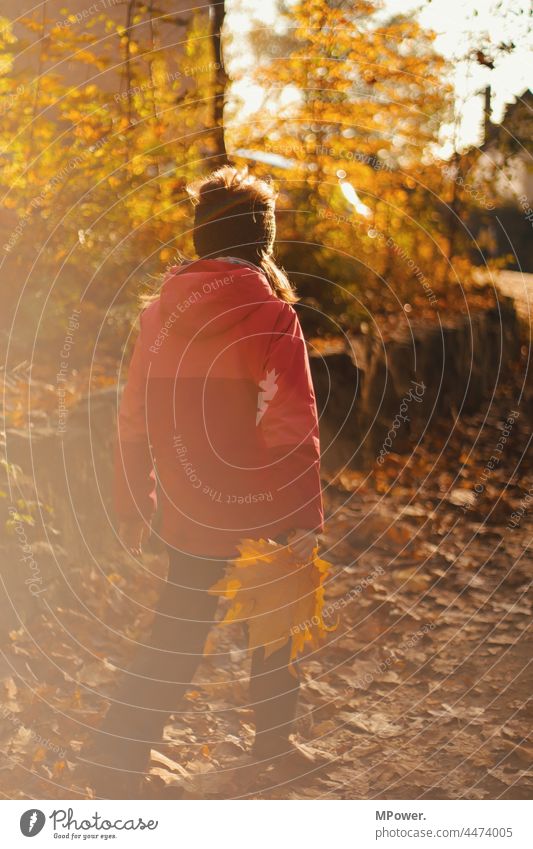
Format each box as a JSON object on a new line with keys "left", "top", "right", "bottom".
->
{"left": 209, "top": 538, "right": 335, "bottom": 662}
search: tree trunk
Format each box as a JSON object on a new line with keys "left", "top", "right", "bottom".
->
{"left": 210, "top": 1, "right": 229, "bottom": 165}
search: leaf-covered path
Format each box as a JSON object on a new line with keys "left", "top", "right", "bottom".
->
{"left": 1, "top": 375, "right": 531, "bottom": 800}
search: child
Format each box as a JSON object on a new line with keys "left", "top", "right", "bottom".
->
{"left": 86, "top": 167, "right": 323, "bottom": 798}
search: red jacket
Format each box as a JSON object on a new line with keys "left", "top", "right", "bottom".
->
{"left": 114, "top": 257, "right": 323, "bottom": 556}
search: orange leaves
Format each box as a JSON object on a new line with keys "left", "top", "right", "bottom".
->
{"left": 239, "top": 0, "right": 462, "bottom": 309}
{"left": 209, "top": 538, "right": 335, "bottom": 661}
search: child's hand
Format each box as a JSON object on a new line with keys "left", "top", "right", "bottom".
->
{"left": 118, "top": 520, "right": 147, "bottom": 556}
{"left": 288, "top": 528, "right": 318, "bottom": 562}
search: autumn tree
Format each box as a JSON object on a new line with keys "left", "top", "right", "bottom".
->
{"left": 0, "top": 5, "right": 225, "bottom": 360}
{"left": 232, "top": 0, "right": 467, "bottom": 324}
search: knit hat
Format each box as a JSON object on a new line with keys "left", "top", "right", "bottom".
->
{"left": 189, "top": 167, "right": 276, "bottom": 260}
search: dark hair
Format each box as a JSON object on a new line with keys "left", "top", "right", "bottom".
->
{"left": 187, "top": 166, "right": 297, "bottom": 304}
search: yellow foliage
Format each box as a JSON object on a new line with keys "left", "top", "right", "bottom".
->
{"left": 209, "top": 538, "right": 335, "bottom": 661}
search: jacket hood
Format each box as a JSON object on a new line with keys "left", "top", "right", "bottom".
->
{"left": 158, "top": 258, "right": 276, "bottom": 338}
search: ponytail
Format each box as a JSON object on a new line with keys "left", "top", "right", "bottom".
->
{"left": 258, "top": 252, "right": 298, "bottom": 304}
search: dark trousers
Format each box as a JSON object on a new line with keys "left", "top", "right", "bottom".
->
{"left": 96, "top": 548, "right": 300, "bottom": 771}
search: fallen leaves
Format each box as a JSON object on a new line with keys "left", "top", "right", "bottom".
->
{"left": 337, "top": 712, "right": 405, "bottom": 738}
{"left": 0, "top": 382, "right": 531, "bottom": 802}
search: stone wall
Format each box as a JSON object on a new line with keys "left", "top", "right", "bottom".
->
{"left": 310, "top": 299, "right": 521, "bottom": 469}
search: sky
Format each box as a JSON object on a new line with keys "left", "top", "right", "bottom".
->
{"left": 227, "top": 0, "right": 533, "bottom": 151}
{"left": 395, "top": 0, "right": 532, "bottom": 149}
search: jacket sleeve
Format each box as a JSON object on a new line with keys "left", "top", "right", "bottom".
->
{"left": 257, "top": 307, "right": 323, "bottom": 533}
{"left": 113, "top": 313, "right": 157, "bottom": 523}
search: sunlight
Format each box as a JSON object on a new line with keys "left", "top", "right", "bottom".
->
{"left": 340, "top": 181, "right": 372, "bottom": 218}
{"left": 232, "top": 0, "right": 533, "bottom": 148}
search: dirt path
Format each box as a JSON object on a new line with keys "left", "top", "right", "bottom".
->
{"left": 0, "top": 365, "right": 531, "bottom": 801}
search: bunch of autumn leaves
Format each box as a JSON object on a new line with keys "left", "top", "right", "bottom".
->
{"left": 209, "top": 539, "right": 334, "bottom": 663}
